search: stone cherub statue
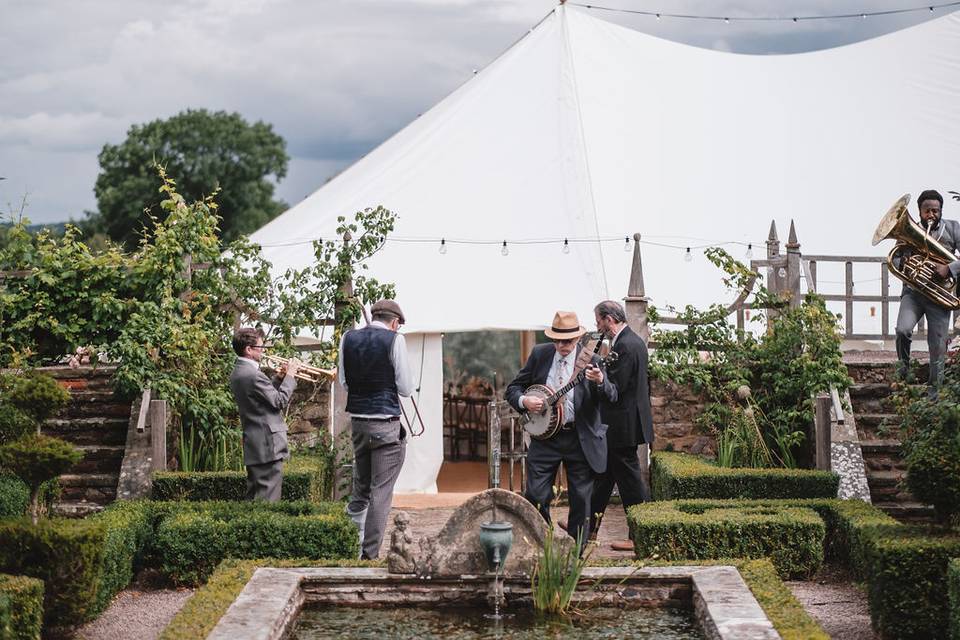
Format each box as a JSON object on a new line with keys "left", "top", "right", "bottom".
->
{"left": 387, "top": 511, "right": 416, "bottom": 574}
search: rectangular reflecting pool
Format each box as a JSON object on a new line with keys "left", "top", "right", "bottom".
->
{"left": 291, "top": 606, "right": 704, "bottom": 639}
{"left": 206, "top": 566, "right": 779, "bottom": 640}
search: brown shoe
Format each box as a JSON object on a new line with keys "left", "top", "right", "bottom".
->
{"left": 610, "top": 540, "right": 634, "bottom": 552}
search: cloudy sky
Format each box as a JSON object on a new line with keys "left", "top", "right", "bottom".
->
{"left": 1, "top": 0, "right": 948, "bottom": 225}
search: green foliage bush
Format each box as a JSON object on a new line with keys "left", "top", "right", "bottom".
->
{"left": 150, "top": 501, "right": 356, "bottom": 585}
{"left": 151, "top": 454, "right": 330, "bottom": 502}
{"left": 649, "top": 249, "right": 851, "bottom": 468}
{"left": 627, "top": 500, "right": 825, "bottom": 578}
{"left": 897, "top": 353, "right": 960, "bottom": 524}
{"left": 0, "top": 476, "right": 27, "bottom": 519}
{"left": 0, "top": 573, "right": 43, "bottom": 640}
{"left": 651, "top": 452, "right": 839, "bottom": 500}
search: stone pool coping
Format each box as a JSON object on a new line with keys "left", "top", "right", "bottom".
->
{"left": 207, "top": 565, "right": 779, "bottom": 640}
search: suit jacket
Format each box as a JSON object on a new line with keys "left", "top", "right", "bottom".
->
{"left": 505, "top": 343, "right": 618, "bottom": 474}
{"left": 603, "top": 326, "right": 655, "bottom": 448}
{"left": 230, "top": 359, "right": 297, "bottom": 466}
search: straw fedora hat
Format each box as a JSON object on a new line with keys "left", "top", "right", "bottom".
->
{"left": 544, "top": 311, "right": 587, "bottom": 340}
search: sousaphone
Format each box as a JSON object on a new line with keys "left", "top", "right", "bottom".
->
{"left": 872, "top": 193, "right": 960, "bottom": 310}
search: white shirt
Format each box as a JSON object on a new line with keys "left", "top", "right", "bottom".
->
{"left": 337, "top": 320, "right": 415, "bottom": 419}
{"left": 610, "top": 324, "right": 627, "bottom": 349}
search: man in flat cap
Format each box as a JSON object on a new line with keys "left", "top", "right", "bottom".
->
{"left": 506, "top": 310, "right": 617, "bottom": 550}
{"left": 338, "top": 299, "right": 414, "bottom": 559}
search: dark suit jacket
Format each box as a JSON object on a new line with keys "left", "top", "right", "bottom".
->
{"left": 505, "top": 343, "right": 618, "bottom": 474}
{"left": 603, "top": 326, "right": 655, "bottom": 448}
{"left": 230, "top": 359, "right": 297, "bottom": 466}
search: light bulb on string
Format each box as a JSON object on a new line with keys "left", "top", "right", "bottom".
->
{"left": 778, "top": 267, "right": 786, "bottom": 278}
{"left": 684, "top": 247, "right": 692, "bottom": 263}
{"left": 562, "top": 239, "right": 570, "bottom": 254}
{"left": 724, "top": 17, "right": 729, "bottom": 24}
{"left": 624, "top": 237, "right": 631, "bottom": 252}
{"left": 439, "top": 239, "right": 447, "bottom": 255}
{"left": 655, "top": 13, "right": 661, "bottom": 20}
{"left": 745, "top": 243, "right": 753, "bottom": 259}
{"left": 501, "top": 241, "right": 509, "bottom": 257}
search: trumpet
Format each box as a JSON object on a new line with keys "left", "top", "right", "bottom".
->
{"left": 261, "top": 354, "right": 336, "bottom": 384}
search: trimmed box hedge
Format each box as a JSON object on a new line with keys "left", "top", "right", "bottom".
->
{"left": 152, "top": 455, "right": 330, "bottom": 502}
{"left": 651, "top": 451, "right": 840, "bottom": 500}
{"left": 627, "top": 500, "right": 825, "bottom": 578}
{"left": 0, "top": 574, "right": 43, "bottom": 640}
{"left": 160, "top": 557, "right": 382, "bottom": 640}
{"left": 950, "top": 559, "right": 960, "bottom": 640}
{"left": 0, "top": 500, "right": 152, "bottom": 628}
{"left": 150, "top": 501, "right": 357, "bottom": 585}
{"left": 865, "top": 528, "right": 960, "bottom": 640}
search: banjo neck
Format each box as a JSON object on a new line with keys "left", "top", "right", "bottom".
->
{"left": 545, "top": 338, "right": 604, "bottom": 405}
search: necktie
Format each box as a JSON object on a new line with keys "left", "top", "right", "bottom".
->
{"left": 557, "top": 358, "right": 568, "bottom": 388}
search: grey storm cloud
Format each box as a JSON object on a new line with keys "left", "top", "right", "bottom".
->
{"left": 0, "top": 0, "right": 945, "bottom": 223}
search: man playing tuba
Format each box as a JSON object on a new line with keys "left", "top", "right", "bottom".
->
{"left": 894, "top": 190, "right": 960, "bottom": 391}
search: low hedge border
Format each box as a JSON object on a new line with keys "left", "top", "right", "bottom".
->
{"left": 0, "top": 573, "right": 43, "bottom": 640}
{"left": 151, "top": 455, "right": 330, "bottom": 502}
{"left": 149, "top": 501, "right": 357, "bottom": 585}
{"left": 650, "top": 452, "right": 840, "bottom": 500}
{"left": 627, "top": 498, "right": 960, "bottom": 639}
{"left": 159, "top": 558, "right": 383, "bottom": 640}
{"left": 949, "top": 559, "right": 960, "bottom": 640}
{"left": 626, "top": 501, "right": 825, "bottom": 578}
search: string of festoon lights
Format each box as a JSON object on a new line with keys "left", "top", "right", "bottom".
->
{"left": 567, "top": 1, "right": 960, "bottom": 23}
{"left": 259, "top": 233, "right": 764, "bottom": 261}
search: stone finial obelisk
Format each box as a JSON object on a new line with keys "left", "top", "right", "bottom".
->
{"left": 623, "top": 233, "right": 650, "bottom": 344}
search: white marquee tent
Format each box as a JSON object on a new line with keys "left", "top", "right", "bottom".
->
{"left": 251, "top": 5, "right": 960, "bottom": 492}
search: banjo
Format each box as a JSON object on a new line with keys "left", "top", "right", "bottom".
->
{"left": 517, "top": 338, "right": 618, "bottom": 440}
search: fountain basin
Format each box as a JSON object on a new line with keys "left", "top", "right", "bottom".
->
{"left": 206, "top": 565, "right": 779, "bottom": 640}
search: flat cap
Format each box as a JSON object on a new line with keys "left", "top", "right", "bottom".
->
{"left": 371, "top": 299, "right": 405, "bottom": 324}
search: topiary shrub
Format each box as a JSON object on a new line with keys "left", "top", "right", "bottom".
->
{"left": 0, "top": 372, "right": 71, "bottom": 446}
{"left": 0, "top": 573, "right": 44, "bottom": 640}
{"left": 949, "top": 558, "right": 960, "bottom": 640}
{"left": 0, "top": 435, "right": 81, "bottom": 524}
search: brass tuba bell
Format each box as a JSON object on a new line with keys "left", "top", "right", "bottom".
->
{"left": 872, "top": 193, "right": 960, "bottom": 310}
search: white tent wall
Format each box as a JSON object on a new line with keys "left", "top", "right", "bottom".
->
{"left": 254, "top": 6, "right": 960, "bottom": 492}
{"left": 394, "top": 332, "right": 444, "bottom": 493}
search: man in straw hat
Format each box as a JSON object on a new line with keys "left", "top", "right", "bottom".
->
{"left": 338, "top": 299, "right": 414, "bottom": 559}
{"left": 506, "top": 310, "right": 618, "bottom": 549}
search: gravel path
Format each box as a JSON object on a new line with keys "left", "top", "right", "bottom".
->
{"left": 785, "top": 566, "right": 877, "bottom": 640}
{"left": 75, "top": 586, "right": 194, "bottom": 640}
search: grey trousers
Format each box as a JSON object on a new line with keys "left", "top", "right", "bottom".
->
{"left": 246, "top": 459, "right": 283, "bottom": 502}
{"left": 896, "top": 287, "right": 951, "bottom": 387}
{"left": 346, "top": 417, "right": 406, "bottom": 560}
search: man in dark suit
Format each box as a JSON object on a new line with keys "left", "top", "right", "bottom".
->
{"left": 506, "top": 310, "right": 618, "bottom": 549}
{"left": 230, "top": 327, "right": 300, "bottom": 502}
{"left": 590, "top": 300, "right": 655, "bottom": 550}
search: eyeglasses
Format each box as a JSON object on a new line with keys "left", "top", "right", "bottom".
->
{"left": 552, "top": 338, "right": 577, "bottom": 345}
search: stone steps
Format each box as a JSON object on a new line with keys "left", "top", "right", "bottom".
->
{"left": 42, "top": 417, "right": 129, "bottom": 445}
{"left": 875, "top": 501, "right": 937, "bottom": 524}
{"left": 51, "top": 501, "right": 106, "bottom": 519}
{"left": 58, "top": 473, "right": 119, "bottom": 504}
{"left": 71, "top": 444, "right": 126, "bottom": 474}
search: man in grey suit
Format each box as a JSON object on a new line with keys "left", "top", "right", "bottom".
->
{"left": 338, "top": 299, "right": 414, "bottom": 560}
{"left": 230, "top": 327, "right": 300, "bottom": 501}
{"left": 506, "top": 310, "right": 617, "bottom": 550}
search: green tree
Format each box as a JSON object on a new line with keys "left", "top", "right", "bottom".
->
{"left": 87, "top": 109, "right": 289, "bottom": 247}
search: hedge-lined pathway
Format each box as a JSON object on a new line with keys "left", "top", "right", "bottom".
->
{"left": 76, "top": 497, "right": 876, "bottom": 640}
